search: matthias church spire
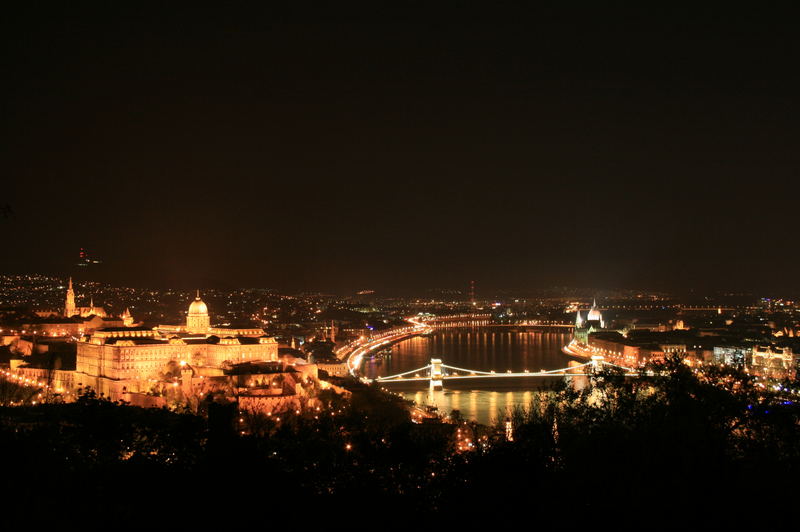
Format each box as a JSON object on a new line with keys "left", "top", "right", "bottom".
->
{"left": 65, "top": 277, "right": 76, "bottom": 317}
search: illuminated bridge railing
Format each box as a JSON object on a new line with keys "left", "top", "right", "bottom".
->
{"left": 374, "top": 358, "right": 637, "bottom": 385}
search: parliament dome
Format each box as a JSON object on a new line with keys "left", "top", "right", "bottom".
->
{"left": 587, "top": 299, "right": 602, "bottom": 322}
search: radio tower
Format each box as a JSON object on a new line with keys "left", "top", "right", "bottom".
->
{"left": 469, "top": 280, "right": 476, "bottom": 304}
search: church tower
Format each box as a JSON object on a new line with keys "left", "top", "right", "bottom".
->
{"left": 186, "top": 291, "right": 211, "bottom": 334}
{"left": 65, "top": 277, "right": 76, "bottom": 317}
{"left": 575, "top": 310, "right": 584, "bottom": 328}
{"left": 122, "top": 307, "right": 134, "bottom": 327}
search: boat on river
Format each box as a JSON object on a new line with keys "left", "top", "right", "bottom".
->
{"left": 369, "top": 347, "right": 393, "bottom": 360}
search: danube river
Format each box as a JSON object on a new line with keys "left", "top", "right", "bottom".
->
{"left": 362, "top": 329, "right": 577, "bottom": 425}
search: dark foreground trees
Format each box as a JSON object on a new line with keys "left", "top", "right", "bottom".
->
{"left": 439, "top": 358, "right": 800, "bottom": 526}
{"left": 0, "top": 361, "right": 798, "bottom": 526}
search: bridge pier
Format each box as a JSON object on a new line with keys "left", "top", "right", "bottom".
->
{"left": 430, "top": 358, "right": 443, "bottom": 390}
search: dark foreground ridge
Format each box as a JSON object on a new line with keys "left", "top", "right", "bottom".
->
{"left": 1, "top": 358, "right": 798, "bottom": 527}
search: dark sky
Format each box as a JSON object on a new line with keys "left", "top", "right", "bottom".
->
{"left": 3, "top": 4, "right": 800, "bottom": 294}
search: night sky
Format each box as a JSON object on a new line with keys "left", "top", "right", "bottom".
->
{"left": 3, "top": 4, "right": 799, "bottom": 294}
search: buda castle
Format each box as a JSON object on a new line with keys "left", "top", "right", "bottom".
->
{"left": 75, "top": 292, "right": 278, "bottom": 399}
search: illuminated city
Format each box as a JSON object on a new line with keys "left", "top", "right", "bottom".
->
{"left": 3, "top": 4, "right": 799, "bottom": 527}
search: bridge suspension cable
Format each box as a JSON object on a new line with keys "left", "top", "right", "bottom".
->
{"left": 439, "top": 364, "right": 494, "bottom": 375}
{"left": 378, "top": 365, "right": 434, "bottom": 381}
{"left": 598, "top": 361, "right": 636, "bottom": 372}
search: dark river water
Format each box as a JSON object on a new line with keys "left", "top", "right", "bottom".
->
{"left": 362, "top": 330, "right": 578, "bottom": 425}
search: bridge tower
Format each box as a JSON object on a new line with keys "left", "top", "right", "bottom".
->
{"left": 430, "top": 358, "right": 443, "bottom": 390}
{"left": 591, "top": 355, "right": 605, "bottom": 372}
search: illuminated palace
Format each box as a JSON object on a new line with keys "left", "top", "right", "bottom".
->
{"left": 75, "top": 292, "right": 278, "bottom": 399}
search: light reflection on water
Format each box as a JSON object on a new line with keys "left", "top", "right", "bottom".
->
{"left": 363, "top": 330, "right": 578, "bottom": 425}
{"left": 408, "top": 387, "right": 573, "bottom": 426}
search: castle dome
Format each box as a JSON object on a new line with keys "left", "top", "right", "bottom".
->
{"left": 188, "top": 292, "right": 208, "bottom": 315}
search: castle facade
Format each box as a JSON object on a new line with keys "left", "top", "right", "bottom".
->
{"left": 75, "top": 292, "right": 278, "bottom": 399}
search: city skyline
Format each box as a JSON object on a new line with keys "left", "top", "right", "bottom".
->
{"left": 3, "top": 5, "right": 799, "bottom": 525}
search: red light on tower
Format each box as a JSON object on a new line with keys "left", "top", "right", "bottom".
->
{"left": 76, "top": 247, "right": 101, "bottom": 267}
